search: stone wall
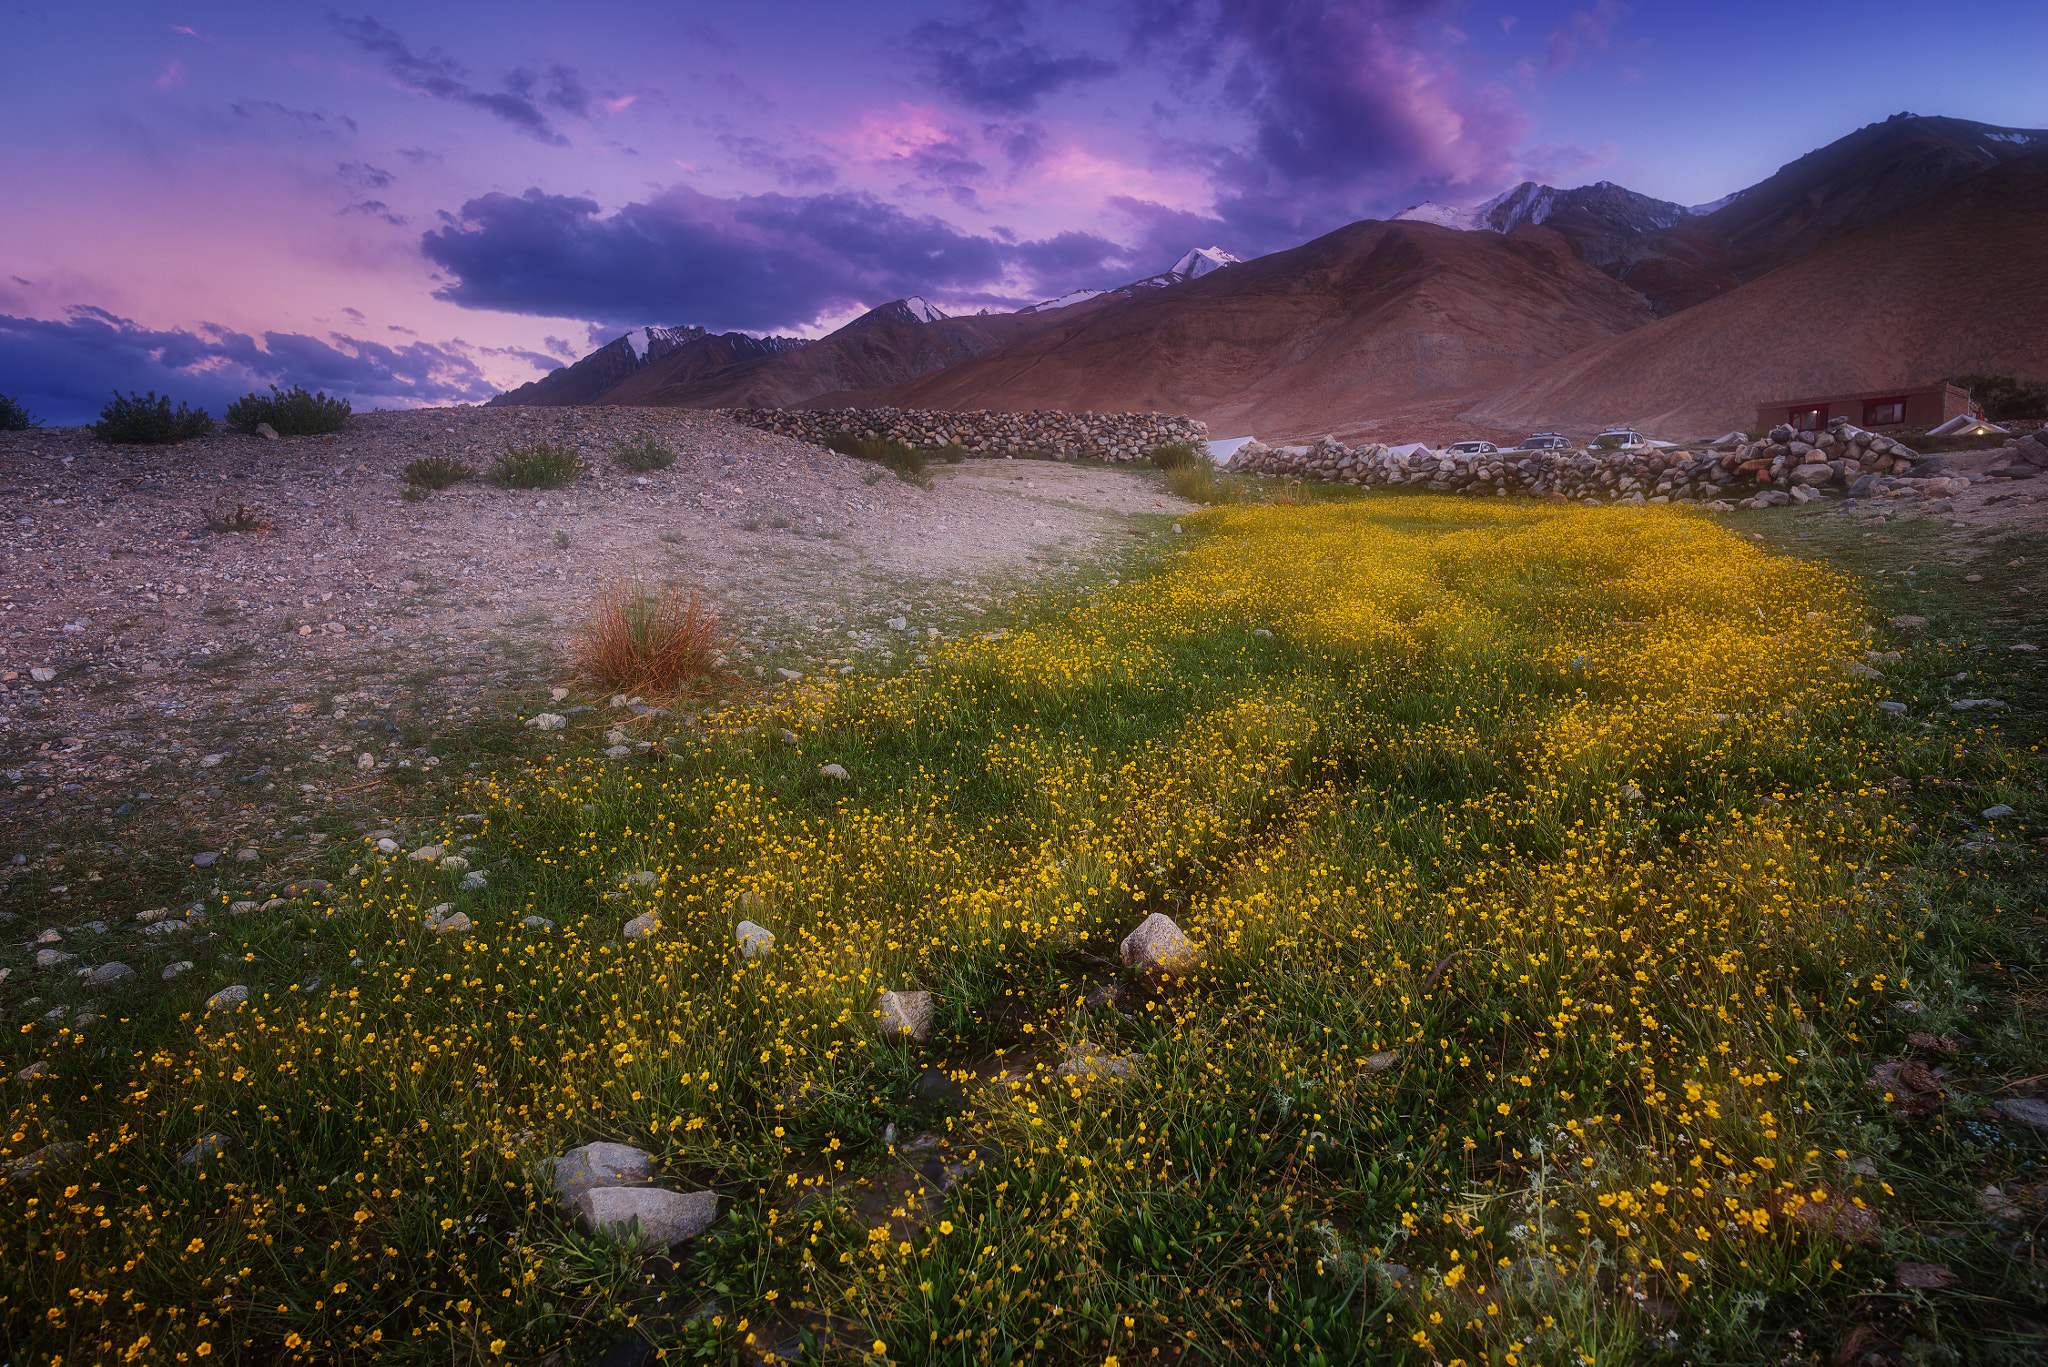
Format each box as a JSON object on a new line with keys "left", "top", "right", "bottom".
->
{"left": 1233, "top": 418, "right": 1950, "bottom": 509}
{"left": 722, "top": 407, "right": 1207, "bottom": 461}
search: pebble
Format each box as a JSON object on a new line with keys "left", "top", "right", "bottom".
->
{"left": 776, "top": 668, "right": 803, "bottom": 682}
{"left": 820, "top": 762, "right": 848, "bottom": 780}
{"left": 229, "top": 901, "right": 258, "bottom": 914}
{"left": 621, "top": 912, "right": 661, "bottom": 941}
{"left": 520, "top": 915, "right": 554, "bottom": 929}
{"left": 460, "top": 871, "right": 488, "bottom": 891}
{"left": 178, "top": 1133, "right": 234, "bottom": 1168}
{"left": 36, "top": 949, "right": 77, "bottom": 969}
{"left": 235, "top": 848, "right": 260, "bottom": 862}
{"left": 529, "top": 713, "right": 567, "bottom": 731}
{"left": 84, "top": 963, "right": 136, "bottom": 987}
{"left": 440, "top": 855, "right": 470, "bottom": 872}
{"left": 206, "top": 985, "right": 248, "bottom": 1011}
{"left": 191, "top": 851, "right": 220, "bottom": 867}
{"left": 377, "top": 838, "right": 400, "bottom": 854}
{"left": 14, "top": 1061, "right": 49, "bottom": 1081}
{"left": 410, "top": 844, "right": 445, "bottom": 862}
{"left": 431, "top": 912, "right": 472, "bottom": 935}
{"left": 1982, "top": 805, "right": 2016, "bottom": 819}
{"left": 1877, "top": 701, "right": 1908, "bottom": 715}
{"left": 163, "top": 961, "right": 195, "bottom": 980}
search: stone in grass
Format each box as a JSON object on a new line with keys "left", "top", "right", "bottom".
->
{"left": 15, "top": 1061, "right": 49, "bottom": 1081}
{"left": 1772, "top": 1184, "right": 1881, "bottom": 1244}
{"left": 460, "top": 871, "right": 487, "bottom": 892}
{"left": 736, "top": 920, "right": 776, "bottom": 958}
{"left": 1057, "top": 1046, "right": 1139, "bottom": 1082}
{"left": 207, "top": 985, "right": 249, "bottom": 1012}
{"left": 622, "top": 912, "right": 661, "bottom": 942}
{"left": 819, "top": 763, "right": 848, "bottom": 780}
{"left": 191, "top": 851, "right": 220, "bottom": 868}
{"left": 1894, "top": 1261, "right": 1957, "bottom": 1291}
{"left": 521, "top": 915, "right": 554, "bottom": 930}
{"left": 1119, "top": 913, "right": 1200, "bottom": 974}
{"left": 571, "top": 1188, "right": 719, "bottom": 1247}
{"left": 178, "top": 1133, "right": 234, "bottom": 1168}
{"left": 1363, "top": 1051, "right": 1401, "bottom": 1072}
{"left": 551, "top": 1142, "right": 658, "bottom": 1201}
{"left": 163, "top": 961, "right": 195, "bottom": 981}
{"left": 6, "top": 1141, "right": 82, "bottom": 1179}
{"left": 1888, "top": 615, "right": 1930, "bottom": 631}
{"left": 1982, "top": 804, "right": 2016, "bottom": 819}
{"left": 432, "top": 912, "right": 472, "bottom": 936}
{"left": 530, "top": 713, "right": 568, "bottom": 732}
{"left": 411, "top": 845, "right": 445, "bottom": 863}
{"left": 440, "top": 855, "right": 470, "bottom": 873}
{"left": 626, "top": 870, "right": 659, "bottom": 887}
{"left": 1991, "top": 1098, "right": 2048, "bottom": 1129}
{"left": 1877, "top": 701, "right": 1908, "bottom": 716}
{"left": 874, "top": 990, "right": 933, "bottom": 1042}
{"left": 36, "top": 949, "right": 77, "bottom": 969}
{"left": 85, "top": 963, "right": 135, "bottom": 987}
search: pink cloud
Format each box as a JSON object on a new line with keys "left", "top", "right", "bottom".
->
{"left": 1545, "top": 0, "right": 1627, "bottom": 72}
{"left": 155, "top": 59, "right": 186, "bottom": 91}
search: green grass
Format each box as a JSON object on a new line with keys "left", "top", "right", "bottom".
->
{"left": 223, "top": 385, "right": 353, "bottom": 436}
{"left": 488, "top": 441, "right": 584, "bottom": 490}
{"left": 615, "top": 437, "right": 679, "bottom": 473}
{"left": 4, "top": 494, "right": 2044, "bottom": 1366}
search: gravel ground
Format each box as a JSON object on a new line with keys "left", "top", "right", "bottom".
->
{"left": 0, "top": 406, "right": 1193, "bottom": 928}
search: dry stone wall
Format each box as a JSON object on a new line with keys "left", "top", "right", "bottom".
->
{"left": 1234, "top": 417, "right": 1958, "bottom": 509}
{"left": 722, "top": 407, "right": 1207, "bottom": 461}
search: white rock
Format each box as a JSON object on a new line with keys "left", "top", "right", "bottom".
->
{"left": 571, "top": 1187, "right": 718, "bottom": 1246}
{"left": 736, "top": 920, "right": 776, "bottom": 958}
{"left": 622, "top": 912, "right": 660, "bottom": 941}
{"left": 550, "top": 687, "right": 570, "bottom": 701}
{"left": 440, "top": 855, "right": 469, "bottom": 872}
{"left": 424, "top": 902, "right": 455, "bottom": 925}
{"left": 1877, "top": 701, "right": 1908, "bottom": 715}
{"left": 30, "top": 666, "right": 55, "bottom": 682}
{"left": 410, "top": 845, "right": 445, "bottom": 863}
{"left": 15, "top": 1061, "right": 49, "bottom": 1080}
{"left": 459, "top": 871, "right": 487, "bottom": 891}
{"left": 605, "top": 745, "right": 633, "bottom": 759}
{"left": 163, "top": 961, "right": 195, "bottom": 980}
{"left": 376, "top": 837, "right": 399, "bottom": 854}
{"left": 888, "top": 616, "right": 907, "bottom": 631}
{"left": 1982, "top": 805, "right": 2016, "bottom": 819}
{"left": 1120, "top": 913, "right": 1200, "bottom": 973}
{"left": 432, "top": 912, "right": 471, "bottom": 936}
{"left": 36, "top": 949, "right": 77, "bottom": 969}
{"left": 142, "top": 920, "right": 190, "bottom": 937}
{"left": 820, "top": 763, "right": 848, "bottom": 780}
{"left": 85, "top": 963, "right": 135, "bottom": 987}
{"left": 626, "top": 870, "right": 659, "bottom": 886}
{"left": 874, "top": 989, "right": 934, "bottom": 1042}
{"left": 207, "top": 985, "right": 248, "bottom": 1012}
{"left": 776, "top": 668, "right": 803, "bottom": 682}
{"left": 357, "top": 753, "right": 376, "bottom": 770}
{"left": 530, "top": 713, "right": 567, "bottom": 731}
{"left": 520, "top": 915, "right": 554, "bottom": 929}
{"left": 229, "top": 900, "right": 258, "bottom": 915}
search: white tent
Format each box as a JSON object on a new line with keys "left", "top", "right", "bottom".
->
{"left": 1927, "top": 414, "right": 2010, "bottom": 437}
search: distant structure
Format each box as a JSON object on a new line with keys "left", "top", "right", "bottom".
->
{"left": 1754, "top": 381, "right": 1970, "bottom": 432}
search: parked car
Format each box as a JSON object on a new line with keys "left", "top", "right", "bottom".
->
{"left": 1445, "top": 440, "right": 1498, "bottom": 455}
{"left": 1592, "top": 427, "right": 1649, "bottom": 449}
{"left": 1516, "top": 432, "right": 1570, "bottom": 450}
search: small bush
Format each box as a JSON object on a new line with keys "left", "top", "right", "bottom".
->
{"left": 401, "top": 485, "right": 431, "bottom": 503}
{"left": 0, "top": 394, "right": 41, "bottom": 430}
{"left": 404, "top": 456, "right": 476, "bottom": 490}
{"left": 554, "top": 530, "right": 572, "bottom": 549}
{"left": 488, "top": 441, "right": 583, "bottom": 489}
{"left": 615, "top": 436, "right": 677, "bottom": 472}
{"left": 203, "top": 503, "right": 275, "bottom": 533}
{"left": 224, "top": 385, "right": 352, "bottom": 436}
{"left": 825, "top": 431, "right": 931, "bottom": 487}
{"left": 93, "top": 391, "right": 212, "bottom": 445}
{"left": 575, "top": 573, "right": 719, "bottom": 693}
{"left": 938, "top": 442, "right": 967, "bottom": 464}
{"left": 1151, "top": 441, "right": 1201, "bottom": 470}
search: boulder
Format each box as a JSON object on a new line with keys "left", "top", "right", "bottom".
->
{"left": 1792, "top": 463, "right": 1834, "bottom": 486}
{"left": 1120, "top": 913, "right": 1200, "bottom": 973}
{"left": 569, "top": 1187, "right": 718, "bottom": 1246}
{"left": 736, "top": 920, "right": 776, "bottom": 958}
{"left": 874, "top": 989, "right": 934, "bottom": 1042}
{"left": 552, "top": 1142, "right": 658, "bottom": 1201}
{"left": 85, "top": 963, "right": 135, "bottom": 987}
{"left": 206, "top": 985, "right": 248, "bottom": 1012}
{"left": 622, "top": 912, "right": 661, "bottom": 941}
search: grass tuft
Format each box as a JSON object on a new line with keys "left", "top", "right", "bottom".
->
{"left": 615, "top": 436, "right": 678, "bottom": 472}
{"left": 825, "top": 431, "right": 933, "bottom": 487}
{"left": 223, "top": 385, "right": 352, "bottom": 436}
{"left": 404, "top": 456, "right": 476, "bottom": 490}
{"left": 573, "top": 572, "right": 720, "bottom": 693}
{"left": 488, "top": 440, "right": 583, "bottom": 489}
{"left": 1150, "top": 440, "right": 1202, "bottom": 469}
{"left": 202, "top": 502, "right": 274, "bottom": 533}
{"left": 1165, "top": 460, "right": 1245, "bottom": 504}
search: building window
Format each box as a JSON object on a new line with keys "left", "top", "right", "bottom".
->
{"left": 1863, "top": 397, "right": 1906, "bottom": 426}
{"left": 1788, "top": 405, "right": 1827, "bottom": 429}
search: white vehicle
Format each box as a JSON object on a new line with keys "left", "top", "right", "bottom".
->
{"left": 1593, "top": 427, "right": 1650, "bottom": 449}
{"left": 1445, "top": 440, "right": 1499, "bottom": 456}
{"left": 1516, "top": 432, "right": 1570, "bottom": 451}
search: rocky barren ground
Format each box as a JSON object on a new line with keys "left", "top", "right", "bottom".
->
{"left": 0, "top": 405, "right": 1192, "bottom": 948}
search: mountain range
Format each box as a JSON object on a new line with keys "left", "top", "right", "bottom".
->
{"left": 490, "top": 113, "right": 2048, "bottom": 442}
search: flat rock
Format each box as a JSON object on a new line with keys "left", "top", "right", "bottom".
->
{"left": 178, "top": 1133, "right": 234, "bottom": 1168}
{"left": 621, "top": 912, "right": 660, "bottom": 941}
{"left": 432, "top": 912, "right": 472, "bottom": 935}
{"left": 36, "top": 949, "right": 77, "bottom": 968}
{"left": 520, "top": 915, "right": 554, "bottom": 929}
{"left": 163, "top": 960, "right": 194, "bottom": 980}
{"left": 1895, "top": 1260, "right": 1957, "bottom": 1290}
{"left": 14, "top": 1061, "right": 49, "bottom": 1081}
{"left": 85, "top": 963, "right": 135, "bottom": 987}
{"left": 874, "top": 989, "right": 934, "bottom": 1042}
{"left": 570, "top": 1187, "right": 718, "bottom": 1246}
{"left": 6, "top": 1140, "right": 82, "bottom": 1179}
{"left": 552, "top": 1142, "right": 658, "bottom": 1201}
{"left": 206, "top": 985, "right": 248, "bottom": 1012}
{"left": 736, "top": 920, "right": 776, "bottom": 957}
{"left": 1992, "top": 1097, "right": 2048, "bottom": 1129}
{"left": 1120, "top": 912, "right": 1200, "bottom": 973}
{"left": 819, "top": 762, "right": 848, "bottom": 780}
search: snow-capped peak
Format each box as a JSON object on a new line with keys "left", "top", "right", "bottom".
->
{"left": 1687, "top": 190, "right": 1742, "bottom": 216}
{"left": 1021, "top": 288, "right": 1106, "bottom": 314}
{"left": 1392, "top": 202, "right": 1485, "bottom": 231}
{"left": 900, "top": 296, "right": 949, "bottom": 323}
{"left": 1169, "top": 246, "right": 1240, "bottom": 279}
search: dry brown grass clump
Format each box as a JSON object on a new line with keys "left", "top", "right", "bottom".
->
{"left": 575, "top": 573, "right": 719, "bottom": 693}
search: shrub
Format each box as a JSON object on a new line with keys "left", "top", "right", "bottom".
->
{"left": 615, "top": 436, "right": 678, "bottom": 472}
{"left": 1151, "top": 441, "right": 1202, "bottom": 470}
{"left": 203, "top": 503, "right": 274, "bottom": 533}
{"left": 825, "top": 431, "right": 931, "bottom": 487}
{"left": 1947, "top": 373, "right": 2048, "bottom": 423}
{"left": 93, "top": 391, "right": 212, "bottom": 445}
{"left": 224, "top": 384, "right": 352, "bottom": 436}
{"left": 0, "top": 394, "right": 41, "bottom": 430}
{"left": 488, "top": 441, "right": 583, "bottom": 489}
{"left": 574, "top": 572, "right": 719, "bottom": 693}
{"left": 404, "top": 456, "right": 476, "bottom": 490}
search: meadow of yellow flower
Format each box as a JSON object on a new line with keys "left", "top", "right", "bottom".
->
{"left": 3, "top": 497, "right": 1977, "bottom": 1364}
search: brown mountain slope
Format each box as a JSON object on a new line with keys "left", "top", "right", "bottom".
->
{"left": 834, "top": 220, "right": 1655, "bottom": 441}
{"left": 603, "top": 301, "right": 1075, "bottom": 410}
{"left": 1463, "top": 147, "right": 2048, "bottom": 438}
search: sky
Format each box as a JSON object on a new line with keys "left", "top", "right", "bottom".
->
{"left": 3, "top": 0, "right": 2044, "bottom": 424}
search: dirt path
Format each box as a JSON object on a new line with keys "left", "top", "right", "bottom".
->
{"left": 0, "top": 407, "right": 1192, "bottom": 920}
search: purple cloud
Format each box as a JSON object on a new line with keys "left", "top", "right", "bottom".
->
{"left": 330, "top": 14, "right": 571, "bottom": 145}
{"left": 1545, "top": 0, "right": 1626, "bottom": 71}
{"left": 420, "top": 184, "right": 1044, "bottom": 330}
{"left": 0, "top": 305, "right": 496, "bottom": 425}
{"left": 907, "top": 2, "right": 1117, "bottom": 112}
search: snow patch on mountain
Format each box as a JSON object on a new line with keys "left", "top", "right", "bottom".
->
{"left": 900, "top": 296, "right": 950, "bottom": 323}
{"left": 1168, "top": 246, "right": 1241, "bottom": 279}
{"left": 1688, "top": 190, "right": 1743, "bottom": 216}
{"left": 1021, "top": 288, "right": 1107, "bottom": 314}
{"left": 1392, "top": 202, "right": 1484, "bottom": 230}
